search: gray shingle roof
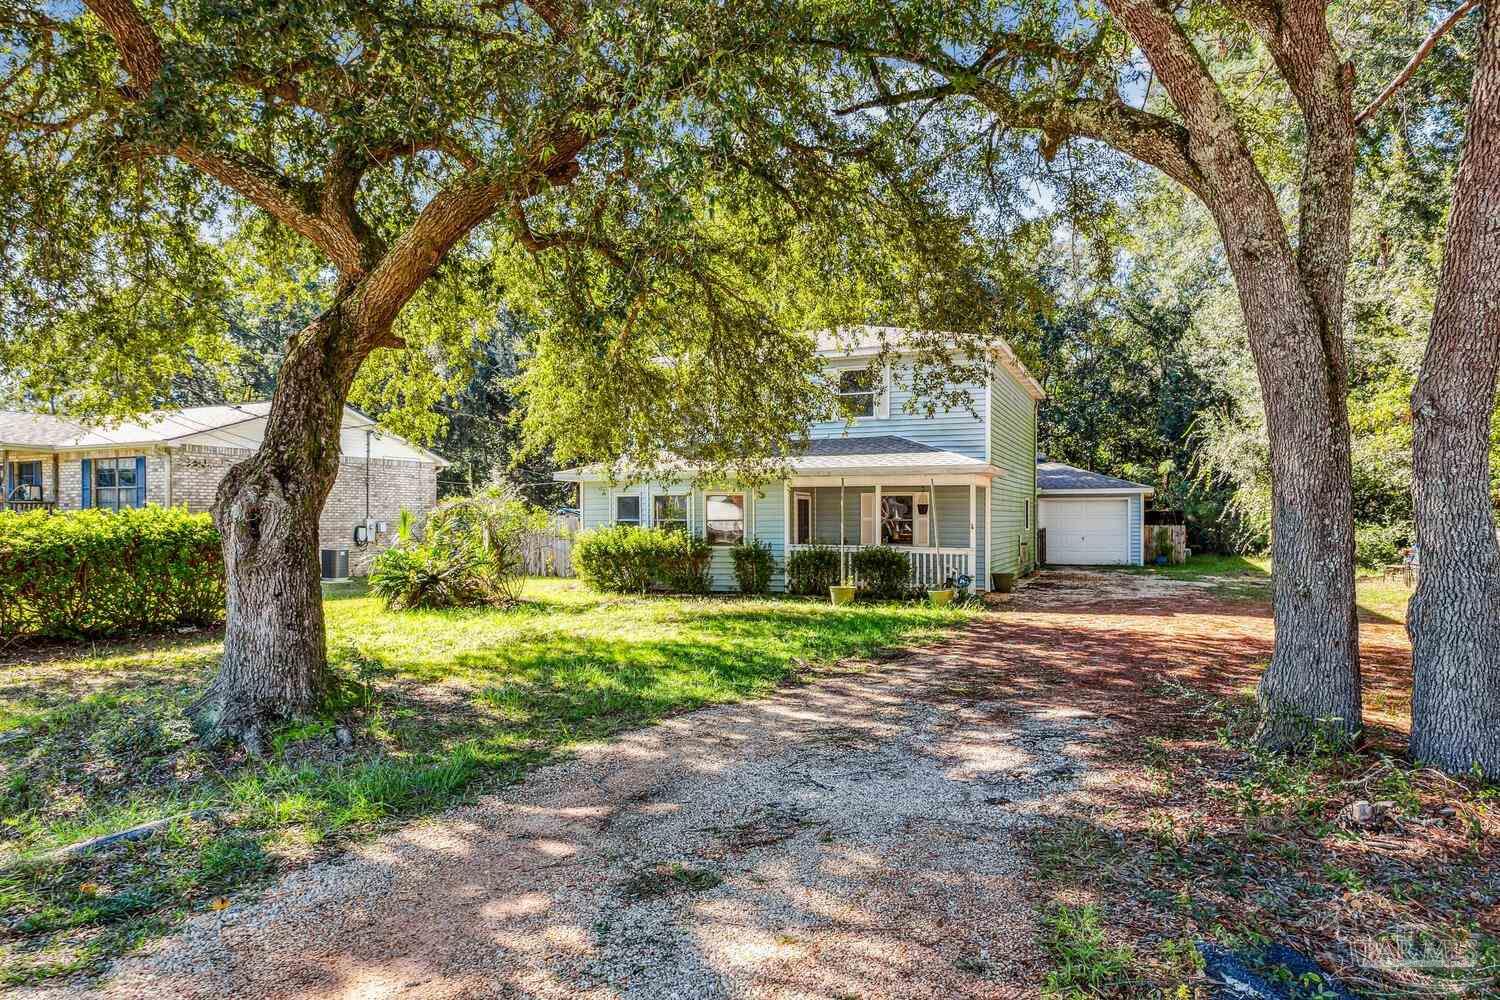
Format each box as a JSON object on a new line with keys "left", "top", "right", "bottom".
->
{"left": 794, "top": 435, "right": 944, "bottom": 457}
{"left": 0, "top": 411, "right": 87, "bottom": 448}
{"left": 1037, "top": 461, "right": 1153, "bottom": 493}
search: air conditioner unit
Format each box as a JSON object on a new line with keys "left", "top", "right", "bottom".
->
{"left": 320, "top": 549, "right": 350, "bottom": 580}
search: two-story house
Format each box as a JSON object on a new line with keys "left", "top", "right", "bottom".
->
{"left": 555, "top": 327, "right": 1152, "bottom": 592}
{"left": 0, "top": 402, "right": 447, "bottom": 578}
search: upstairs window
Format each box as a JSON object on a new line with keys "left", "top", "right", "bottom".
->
{"left": 705, "top": 493, "right": 745, "bottom": 545}
{"left": 836, "top": 369, "right": 878, "bottom": 418}
{"left": 614, "top": 494, "right": 641, "bottom": 526}
{"left": 653, "top": 494, "right": 688, "bottom": 533}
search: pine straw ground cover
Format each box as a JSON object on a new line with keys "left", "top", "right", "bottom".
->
{"left": 998, "top": 566, "right": 1499, "bottom": 999}
{"left": 0, "top": 578, "right": 973, "bottom": 987}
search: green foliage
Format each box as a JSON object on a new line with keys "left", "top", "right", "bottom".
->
{"left": 0, "top": 508, "right": 223, "bottom": 639}
{"left": 368, "top": 545, "right": 485, "bottom": 611}
{"left": 850, "top": 545, "right": 913, "bottom": 600}
{"left": 572, "top": 525, "right": 711, "bottom": 594}
{"left": 785, "top": 545, "right": 842, "bottom": 596}
{"left": 370, "top": 490, "right": 547, "bottom": 609}
{"left": 1041, "top": 904, "right": 1138, "bottom": 998}
{"left": 1153, "top": 527, "right": 1176, "bottom": 563}
{"left": 731, "top": 539, "right": 775, "bottom": 595}
{"left": 1355, "top": 522, "right": 1410, "bottom": 570}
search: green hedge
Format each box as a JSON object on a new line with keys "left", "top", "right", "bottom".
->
{"left": 731, "top": 540, "right": 775, "bottom": 594}
{"left": 0, "top": 507, "right": 226, "bottom": 638}
{"left": 573, "top": 525, "right": 711, "bottom": 594}
{"left": 785, "top": 545, "right": 841, "bottom": 595}
{"left": 850, "top": 545, "right": 914, "bottom": 599}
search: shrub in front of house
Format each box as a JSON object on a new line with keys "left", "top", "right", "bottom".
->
{"left": 574, "top": 525, "right": 712, "bottom": 594}
{"left": 0, "top": 507, "right": 225, "bottom": 639}
{"left": 732, "top": 539, "right": 775, "bottom": 595}
{"left": 371, "top": 489, "right": 547, "bottom": 609}
{"left": 785, "top": 545, "right": 841, "bottom": 596}
{"left": 850, "top": 545, "right": 913, "bottom": 600}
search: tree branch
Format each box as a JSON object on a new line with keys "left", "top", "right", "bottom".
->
{"left": 82, "top": 0, "right": 163, "bottom": 94}
{"left": 1357, "top": 0, "right": 1480, "bottom": 125}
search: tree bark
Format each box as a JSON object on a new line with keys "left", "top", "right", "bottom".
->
{"left": 189, "top": 293, "right": 372, "bottom": 747}
{"left": 1234, "top": 259, "right": 1363, "bottom": 747}
{"left": 1408, "top": 4, "right": 1500, "bottom": 777}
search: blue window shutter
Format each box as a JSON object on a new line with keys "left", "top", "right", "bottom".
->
{"left": 135, "top": 456, "right": 147, "bottom": 506}
{"left": 81, "top": 459, "right": 92, "bottom": 507}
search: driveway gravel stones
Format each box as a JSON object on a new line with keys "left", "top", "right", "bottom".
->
{"left": 18, "top": 633, "right": 1112, "bottom": 1000}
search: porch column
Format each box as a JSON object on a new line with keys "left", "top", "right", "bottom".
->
{"left": 784, "top": 482, "right": 791, "bottom": 551}
{"left": 839, "top": 479, "right": 846, "bottom": 547}
{"left": 968, "top": 483, "right": 977, "bottom": 579}
{"left": 929, "top": 478, "right": 939, "bottom": 547}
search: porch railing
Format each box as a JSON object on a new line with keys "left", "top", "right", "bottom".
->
{"left": 787, "top": 543, "right": 971, "bottom": 589}
{"left": 1, "top": 499, "right": 57, "bottom": 513}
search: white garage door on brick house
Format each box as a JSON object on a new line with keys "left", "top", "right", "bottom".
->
{"left": 1, "top": 402, "right": 448, "bottom": 578}
{"left": 1035, "top": 460, "right": 1155, "bottom": 567}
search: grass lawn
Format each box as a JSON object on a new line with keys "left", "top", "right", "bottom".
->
{"left": 1122, "top": 553, "right": 1415, "bottom": 624}
{"left": 0, "top": 578, "right": 975, "bottom": 986}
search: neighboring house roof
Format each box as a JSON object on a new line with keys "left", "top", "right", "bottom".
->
{"left": 0, "top": 403, "right": 448, "bottom": 466}
{"left": 0, "top": 411, "right": 86, "bottom": 449}
{"left": 554, "top": 435, "right": 1003, "bottom": 482}
{"left": 813, "top": 325, "right": 1045, "bottom": 402}
{"left": 1037, "top": 461, "right": 1155, "bottom": 495}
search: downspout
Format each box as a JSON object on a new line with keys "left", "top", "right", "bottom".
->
{"left": 364, "top": 428, "right": 372, "bottom": 523}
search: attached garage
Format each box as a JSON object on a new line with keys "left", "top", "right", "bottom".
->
{"left": 1036, "top": 461, "right": 1155, "bottom": 566}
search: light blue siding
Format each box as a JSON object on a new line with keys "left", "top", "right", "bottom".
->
{"left": 810, "top": 363, "right": 988, "bottom": 460}
{"left": 987, "top": 365, "right": 1039, "bottom": 577}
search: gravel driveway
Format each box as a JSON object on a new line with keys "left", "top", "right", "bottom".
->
{"left": 24, "top": 624, "right": 1112, "bottom": 1000}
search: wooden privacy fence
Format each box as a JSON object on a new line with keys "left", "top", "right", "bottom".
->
{"left": 520, "top": 514, "right": 578, "bottom": 577}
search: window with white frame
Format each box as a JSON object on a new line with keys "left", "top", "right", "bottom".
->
{"left": 93, "top": 457, "right": 144, "bottom": 511}
{"left": 835, "top": 369, "right": 878, "bottom": 418}
{"left": 653, "top": 494, "right": 688, "bottom": 533}
{"left": 614, "top": 494, "right": 641, "bottom": 526}
{"left": 704, "top": 493, "right": 745, "bottom": 545}
{"left": 6, "top": 461, "right": 42, "bottom": 500}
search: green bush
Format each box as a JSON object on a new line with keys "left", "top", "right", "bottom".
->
{"left": 370, "top": 489, "right": 548, "bottom": 609}
{"left": 659, "top": 531, "right": 712, "bottom": 594}
{"left": 368, "top": 544, "right": 486, "bottom": 610}
{"left": 0, "top": 507, "right": 225, "bottom": 638}
{"left": 731, "top": 539, "right": 775, "bottom": 594}
{"left": 851, "top": 545, "right": 913, "bottom": 600}
{"left": 785, "top": 545, "right": 841, "bottom": 595}
{"left": 1355, "top": 522, "right": 1409, "bottom": 569}
{"left": 573, "top": 525, "right": 713, "bottom": 594}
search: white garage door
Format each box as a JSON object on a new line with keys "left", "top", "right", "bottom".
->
{"left": 1040, "top": 497, "right": 1130, "bottom": 565}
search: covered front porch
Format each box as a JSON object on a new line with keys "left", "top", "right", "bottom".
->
{"left": 781, "top": 475, "right": 989, "bottom": 590}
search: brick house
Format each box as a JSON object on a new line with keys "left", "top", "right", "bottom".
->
{"left": 0, "top": 403, "right": 447, "bottom": 577}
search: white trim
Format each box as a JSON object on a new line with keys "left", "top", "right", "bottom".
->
{"left": 1039, "top": 487, "right": 1154, "bottom": 497}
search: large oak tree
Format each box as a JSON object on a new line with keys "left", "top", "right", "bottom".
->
{"left": 1, "top": 0, "right": 1030, "bottom": 747}
{"left": 791, "top": 0, "right": 1370, "bottom": 747}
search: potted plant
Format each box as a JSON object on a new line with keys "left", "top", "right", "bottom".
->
{"left": 927, "top": 586, "right": 955, "bottom": 606}
{"left": 829, "top": 579, "right": 856, "bottom": 605}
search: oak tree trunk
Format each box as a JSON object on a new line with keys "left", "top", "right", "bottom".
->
{"left": 1240, "top": 275, "right": 1363, "bottom": 748}
{"left": 1408, "top": 5, "right": 1500, "bottom": 777}
{"left": 190, "top": 294, "right": 371, "bottom": 747}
